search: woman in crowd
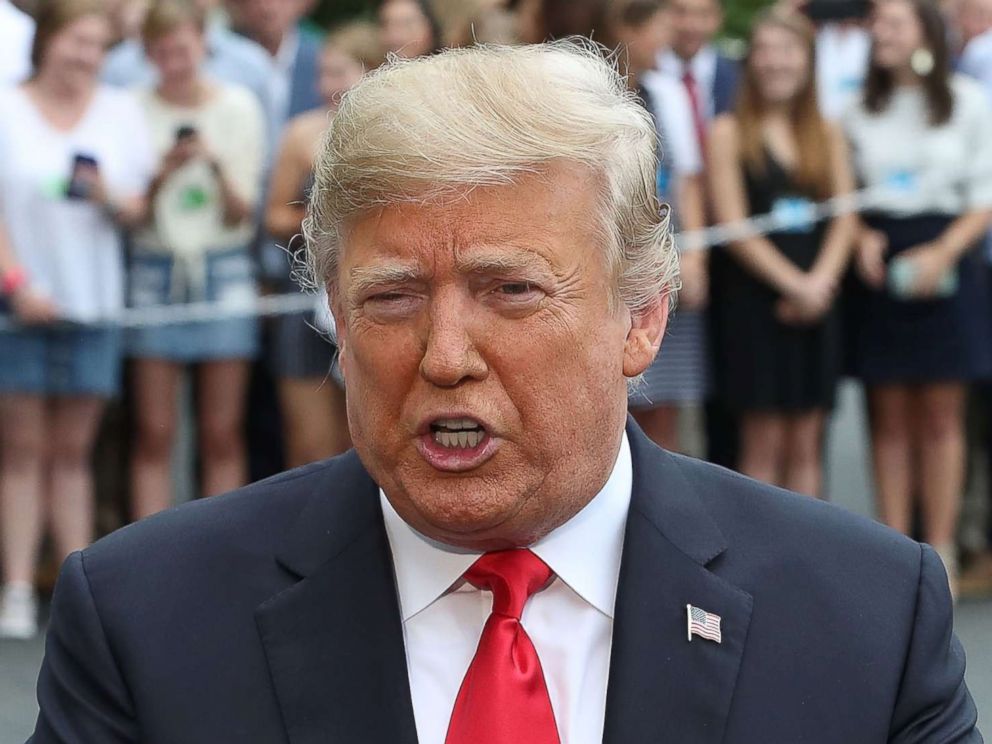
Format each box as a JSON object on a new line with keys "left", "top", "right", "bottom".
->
{"left": 708, "top": 8, "right": 855, "bottom": 496}
{"left": 610, "top": 0, "right": 710, "bottom": 452}
{"left": 0, "top": 0, "right": 152, "bottom": 638}
{"left": 266, "top": 24, "right": 379, "bottom": 467}
{"left": 128, "top": 0, "right": 265, "bottom": 519}
{"left": 377, "top": 0, "right": 441, "bottom": 58}
{"left": 844, "top": 0, "right": 992, "bottom": 589}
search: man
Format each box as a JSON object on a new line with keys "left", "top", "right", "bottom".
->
{"left": 102, "top": 0, "right": 274, "bottom": 122}
{"left": 610, "top": 0, "right": 710, "bottom": 452}
{"left": 227, "top": 0, "right": 322, "bottom": 156}
{"left": 655, "top": 0, "right": 741, "bottom": 469}
{"left": 0, "top": 0, "right": 34, "bottom": 85}
{"left": 657, "top": 0, "right": 739, "bottom": 138}
{"left": 30, "top": 43, "right": 979, "bottom": 743}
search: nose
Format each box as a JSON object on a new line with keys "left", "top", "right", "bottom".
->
{"left": 419, "top": 293, "right": 488, "bottom": 387}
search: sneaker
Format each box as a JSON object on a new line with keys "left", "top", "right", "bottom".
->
{"left": 0, "top": 583, "right": 38, "bottom": 639}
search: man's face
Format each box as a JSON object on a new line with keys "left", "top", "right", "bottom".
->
{"left": 670, "top": 0, "right": 723, "bottom": 61}
{"left": 618, "top": 9, "right": 674, "bottom": 73}
{"left": 333, "top": 163, "right": 665, "bottom": 550}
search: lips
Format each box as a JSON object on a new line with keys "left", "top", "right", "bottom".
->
{"left": 416, "top": 414, "right": 500, "bottom": 472}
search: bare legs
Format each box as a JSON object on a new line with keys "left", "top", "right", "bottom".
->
{"left": 0, "top": 394, "right": 104, "bottom": 586}
{"left": 738, "top": 409, "right": 826, "bottom": 497}
{"left": 868, "top": 382, "right": 966, "bottom": 545}
{"left": 278, "top": 377, "right": 351, "bottom": 468}
{"left": 130, "top": 358, "right": 250, "bottom": 520}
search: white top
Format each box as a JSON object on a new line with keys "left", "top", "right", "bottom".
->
{"left": 815, "top": 23, "right": 870, "bottom": 121}
{"left": 640, "top": 71, "right": 704, "bottom": 177}
{"left": 133, "top": 82, "right": 264, "bottom": 293}
{"left": 658, "top": 45, "right": 718, "bottom": 122}
{"left": 380, "top": 432, "right": 633, "bottom": 744}
{"left": 0, "top": 0, "right": 34, "bottom": 86}
{"left": 960, "top": 29, "right": 992, "bottom": 93}
{"left": 843, "top": 75, "right": 992, "bottom": 216}
{"left": 0, "top": 85, "right": 153, "bottom": 321}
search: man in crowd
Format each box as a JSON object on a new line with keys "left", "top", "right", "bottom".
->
{"left": 227, "top": 0, "right": 322, "bottom": 156}
{"left": 656, "top": 0, "right": 740, "bottom": 468}
{"left": 29, "top": 42, "right": 979, "bottom": 743}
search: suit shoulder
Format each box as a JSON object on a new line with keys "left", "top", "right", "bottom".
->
{"left": 82, "top": 458, "right": 340, "bottom": 570}
{"left": 669, "top": 453, "right": 922, "bottom": 573}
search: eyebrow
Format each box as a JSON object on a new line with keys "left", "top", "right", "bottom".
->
{"left": 346, "top": 249, "right": 556, "bottom": 299}
{"left": 347, "top": 263, "right": 424, "bottom": 299}
{"left": 454, "top": 251, "right": 555, "bottom": 277}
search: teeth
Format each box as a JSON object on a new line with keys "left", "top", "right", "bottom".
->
{"left": 433, "top": 429, "right": 484, "bottom": 449}
{"left": 433, "top": 417, "right": 483, "bottom": 432}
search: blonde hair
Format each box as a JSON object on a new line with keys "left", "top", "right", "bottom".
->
{"left": 303, "top": 40, "right": 678, "bottom": 316}
{"left": 141, "top": 0, "right": 206, "bottom": 46}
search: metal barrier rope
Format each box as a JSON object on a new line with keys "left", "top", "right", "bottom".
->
{"left": 0, "top": 167, "right": 986, "bottom": 330}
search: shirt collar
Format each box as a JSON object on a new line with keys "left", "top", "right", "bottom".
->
{"left": 274, "top": 28, "right": 299, "bottom": 74}
{"left": 658, "top": 45, "right": 717, "bottom": 82}
{"left": 380, "top": 431, "right": 633, "bottom": 622}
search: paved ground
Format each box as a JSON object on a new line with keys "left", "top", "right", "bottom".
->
{"left": 1, "top": 381, "right": 991, "bottom": 741}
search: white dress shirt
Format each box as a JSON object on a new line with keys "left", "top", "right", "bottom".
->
{"left": 0, "top": 0, "right": 34, "bottom": 86}
{"left": 815, "top": 23, "right": 870, "bottom": 121}
{"left": 380, "top": 433, "right": 633, "bottom": 744}
{"left": 640, "top": 70, "right": 704, "bottom": 177}
{"left": 658, "top": 45, "right": 718, "bottom": 122}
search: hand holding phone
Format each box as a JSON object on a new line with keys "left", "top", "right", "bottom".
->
{"left": 65, "top": 153, "right": 99, "bottom": 200}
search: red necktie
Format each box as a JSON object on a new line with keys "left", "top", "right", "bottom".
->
{"left": 445, "top": 550, "right": 560, "bottom": 744}
{"left": 682, "top": 69, "right": 708, "bottom": 160}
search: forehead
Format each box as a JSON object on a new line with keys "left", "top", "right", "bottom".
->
{"left": 338, "top": 163, "right": 604, "bottom": 276}
{"left": 753, "top": 23, "right": 804, "bottom": 49}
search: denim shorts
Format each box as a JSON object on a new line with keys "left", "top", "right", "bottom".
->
{"left": 126, "top": 247, "right": 260, "bottom": 363}
{"left": 0, "top": 321, "right": 122, "bottom": 397}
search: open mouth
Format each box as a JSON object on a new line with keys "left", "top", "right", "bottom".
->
{"left": 429, "top": 418, "right": 487, "bottom": 449}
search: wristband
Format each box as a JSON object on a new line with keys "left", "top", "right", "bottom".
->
{"left": 1, "top": 266, "right": 28, "bottom": 296}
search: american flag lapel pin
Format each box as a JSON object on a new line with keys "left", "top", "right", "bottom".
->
{"left": 686, "top": 604, "right": 722, "bottom": 644}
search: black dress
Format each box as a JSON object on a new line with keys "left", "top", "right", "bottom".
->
{"left": 845, "top": 213, "right": 992, "bottom": 384}
{"left": 714, "top": 150, "right": 842, "bottom": 412}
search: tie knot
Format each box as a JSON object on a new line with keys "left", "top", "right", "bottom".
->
{"left": 682, "top": 69, "right": 696, "bottom": 86}
{"left": 465, "top": 549, "right": 553, "bottom": 620}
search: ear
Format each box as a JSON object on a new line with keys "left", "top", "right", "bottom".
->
{"left": 623, "top": 293, "right": 670, "bottom": 378}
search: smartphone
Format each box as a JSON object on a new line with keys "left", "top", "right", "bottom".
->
{"left": 175, "top": 125, "right": 197, "bottom": 143}
{"left": 65, "top": 153, "right": 99, "bottom": 200}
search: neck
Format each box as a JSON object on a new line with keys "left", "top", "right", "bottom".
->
{"left": 30, "top": 68, "right": 92, "bottom": 103}
{"left": 891, "top": 63, "right": 923, "bottom": 87}
{"left": 762, "top": 101, "right": 794, "bottom": 121}
{"left": 159, "top": 77, "right": 204, "bottom": 106}
{"left": 258, "top": 29, "right": 287, "bottom": 57}
{"left": 676, "top": 47, "right": 702, "bottom": 65}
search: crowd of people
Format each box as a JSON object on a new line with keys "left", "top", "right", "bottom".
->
{"left": 0, "top": 0, "right": 990, "bottom": 640}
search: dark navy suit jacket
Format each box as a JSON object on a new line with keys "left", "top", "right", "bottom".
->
{"left": 711, "top": 52, "right": 740, "bottom": 118}
{"left": 29, "top": 423, "right": 980, "bottom": 743}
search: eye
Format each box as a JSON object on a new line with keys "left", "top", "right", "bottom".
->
{"left": 496, "top": 282, "right": 537, "bottom": 296}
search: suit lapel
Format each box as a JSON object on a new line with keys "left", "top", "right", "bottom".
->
{"left": 603, "top": 424, "right": 753, "bottom": 744}
{"left": 255, "top": 452, "right": 418, "bottom": 744}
